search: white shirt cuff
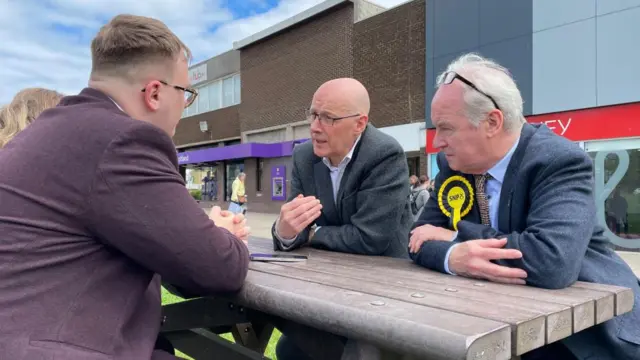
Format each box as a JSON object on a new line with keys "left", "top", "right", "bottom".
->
{"left": 443, "top": 232, "right": 459, "bottom": 275}
{"left": 275, "top": 217, "right": 297, "bottom": 246}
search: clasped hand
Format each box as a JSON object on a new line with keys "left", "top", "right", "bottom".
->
{"left": 209, "top": 206, "right": 250, "bottom": 245}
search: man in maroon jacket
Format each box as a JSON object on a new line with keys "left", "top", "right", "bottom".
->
{"left": 0, "top": 14, "right": 250, "bottom": 360}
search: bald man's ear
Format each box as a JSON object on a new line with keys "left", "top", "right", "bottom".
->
{"left": 355, "top": 114, "right": 368, "bottom": 133}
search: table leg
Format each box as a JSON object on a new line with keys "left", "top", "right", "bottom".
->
{"left": 161, "top": 298, "right": 275, "bottom": 358}
{"left": 231, "top": 320, "right": 274, "bottom": 354}
{"left": 165, "top": 329, "right": 265, "bottom": 360}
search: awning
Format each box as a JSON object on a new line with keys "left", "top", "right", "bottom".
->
{"left": 177, "top": 139, "right": 309, "bottom": 165}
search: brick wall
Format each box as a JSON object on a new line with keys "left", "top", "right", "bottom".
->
{"left": 173, "top": 105, "right": 240, "bottom": 146}
{"left": 243, "top": 157, "right": 293, "bottom": 213}
{"left": 239, "top": 4, "right": 354, "bottom": 133}
{"left": 353, "top": 0, "right": 426, "bottom": 128}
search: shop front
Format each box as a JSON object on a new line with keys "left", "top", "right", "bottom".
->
{"left": 425, "top": 102, "right": 640, "bottom": 251}
{"left": 177, "top": 139, "right": 308, "bottom": 213}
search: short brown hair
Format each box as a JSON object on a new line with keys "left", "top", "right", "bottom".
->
{"left": 0, "top": 88, "right": 64, "bottom": 148}
{"left": 90, "top": 14, "right": 191, "bottom": 79}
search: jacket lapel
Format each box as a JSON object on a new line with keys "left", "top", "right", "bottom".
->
{"left": 334, "top": 127, "right": 366, "bottom": 212}
{"left": 498, "top": 123, "right": 536, "bottom": 231}
{"left": 335, "top": 161, "right": 357, "bottom": 213}
{"left": 314, "top": 161, "right": 339, "bottom": 224}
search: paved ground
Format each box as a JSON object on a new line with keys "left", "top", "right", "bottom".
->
{"left": 244, "top": 212, "right": 278, "bottom": 239}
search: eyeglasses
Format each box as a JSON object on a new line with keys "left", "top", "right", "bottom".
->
{"left": 305, "top": 109, "right": 360, "bottom": 126}
{"left": 141, "top": 80, "right": 198, "bottom": 108}
{"left": 442, "top": 71, "right": 500, "bottom": 110}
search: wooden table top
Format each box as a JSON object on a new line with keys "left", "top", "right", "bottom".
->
{"left": 233, "top": 239, "right": 634, "bottom": 360}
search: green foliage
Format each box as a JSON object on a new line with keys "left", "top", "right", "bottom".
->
{"left": 189, "top": 190, "right": 202, "bottom": 201}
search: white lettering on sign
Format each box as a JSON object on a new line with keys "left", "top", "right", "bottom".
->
{"left": 543, "top": 118, "right": 572, "bottom": 136}
{"left": 188, "top": 64, "right": 207, "bottom": 85}
{"left": 178, "top": 154, "right": 189, "bottom": 163}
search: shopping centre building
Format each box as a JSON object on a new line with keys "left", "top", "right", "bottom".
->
{"left": 175, "top": 0, "right": 426, "bottom": 214}
{"left": 174, "top": 0, "right": 640, "bottom": 250}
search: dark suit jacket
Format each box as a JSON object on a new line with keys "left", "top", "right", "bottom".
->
{"left": 412, "top": 123, "right": 640, "bottom": 359}
{"left": 0, "top": 88, "right": 250, "bottom": 360}
{"left": 271, "top": 124, "right": 413, "bottom": 258}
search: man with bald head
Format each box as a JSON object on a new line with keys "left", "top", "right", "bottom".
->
{"left": 271, "top": 78, "right": 413, "bottom": 359}
{"left": 409, "top": 53, "right": 640, "bottom": 360}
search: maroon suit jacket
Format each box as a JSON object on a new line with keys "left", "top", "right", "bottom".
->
{"left": 0, "top": 88, "right": 249, "bottom": 359}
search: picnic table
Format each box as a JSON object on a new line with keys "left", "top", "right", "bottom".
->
{"left": 160, "top": 238, "right": 635, "bottom": 360}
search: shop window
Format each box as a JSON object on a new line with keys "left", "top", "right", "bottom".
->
{"left": 182, "top": 73, "right": 240, "bottom": 118}
{"left": 585, "top": 138, "right": 640, "bottom": 251}
{"left": 222, "top": 77, "right": 234, "bottom": 107}
{"left": 185, "top": 165, "right": 218, "bottom": 200}
{"left": 225, "top": 160, "right": 245, "bottom": 201}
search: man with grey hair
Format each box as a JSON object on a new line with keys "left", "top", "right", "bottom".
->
{"left": 408, "top": 53, "right": 640, "bottom": 359}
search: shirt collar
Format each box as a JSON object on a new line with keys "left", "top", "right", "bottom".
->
{"left": 322, "top": 135, "right": 362, "bottom": 170}
{"left": 487, "top": 137, "right": 520, "bottom": 184}
{"left": 107, "top": 96, "right": 125, "bottom": 112}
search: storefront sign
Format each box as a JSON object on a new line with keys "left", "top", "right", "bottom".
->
{"left": 178, "top": 154, "right": 189, "bottom": 163}
{"left": 271, "top": 165, "right": 286, "bottom": 201}
{"left": 189, "top": 64, "right": 207, "bottom": 85}
{"left": 425, "top": 102, "right": 640, "bottom": 153}
{"left": 536, "top": 118, "right": 572, "bottom": 136}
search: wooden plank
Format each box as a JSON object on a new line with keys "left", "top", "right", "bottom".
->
{"left": 278, "top": 248, "right": 601, "bottom": 335}
{"left": 246, "top": 241, "right": 574, "bottom": 345}
{"left": 249, "top": 239, "right": 274, "bottom": 253}
{"left": 251, "top": 261, "right": 546, "bottom": 355}
{"left": 252, "top": 258, "right": 572, "bottom": 349}
{"left": 572, "top": 281, "right": 635, "bottom": 317}
{"left": 236, "top": 270, "right": 513, "bottom": 360}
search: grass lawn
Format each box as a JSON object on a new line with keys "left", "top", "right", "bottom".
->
{"left": 161, "top": 287, "right": 281, "bottom": 359}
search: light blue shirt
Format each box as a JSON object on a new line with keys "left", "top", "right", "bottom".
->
{"left": 444, "top": 137, "right": 520, "bottom": 274}
{"left": 321, "top": 135, "right": 361, "bottom": 203}
{"left": 275, "top": 136, "right": 361, "bottom": 245}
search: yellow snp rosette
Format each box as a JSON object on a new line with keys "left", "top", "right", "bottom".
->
{"left": 437, "top": 175, "right": 475, "bottom": 231}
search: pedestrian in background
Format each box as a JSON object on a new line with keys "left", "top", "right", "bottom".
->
{"left": 229, "top": 172, "right": 247, "bottom": 214}
{"left": 0, "top": 88, "right": 63, "bottom": 148}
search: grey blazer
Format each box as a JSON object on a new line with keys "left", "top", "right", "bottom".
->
{"left": 412, "top": 123, "right": 640, "bottom": 359}
{"left": 271, "top": 124, "right": 413, "bottom": 258}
